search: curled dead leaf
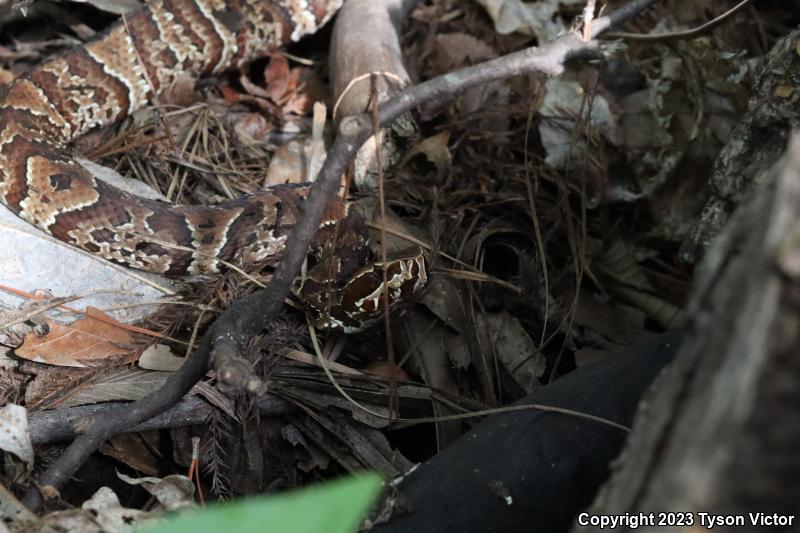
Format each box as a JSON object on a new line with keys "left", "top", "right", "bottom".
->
{"left": 15, "top": 308, "right": 134, "bottom": 367}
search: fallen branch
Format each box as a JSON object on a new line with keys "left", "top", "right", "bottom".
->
{"left": 329, "top": 0, "right": 421, "bottom": 190}
{"left": 27, "top": 395, "right": 292, "bottom": 445}
{"left": 23, "top": 0, "right": 660, "bottom": 509}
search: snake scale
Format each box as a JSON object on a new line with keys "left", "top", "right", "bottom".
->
{"left": 0, "top": 0, "right": 427, "bottom": 332}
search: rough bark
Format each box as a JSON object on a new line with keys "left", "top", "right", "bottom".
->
{"left": 572, "top": 134, "right": 800, "bottom": 532}
{"left": 681, "top": 24, "right": 800, "bottom": 263}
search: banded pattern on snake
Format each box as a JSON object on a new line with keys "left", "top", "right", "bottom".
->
{"left": 0, "top": 0, "right": 427, "bottom": 331}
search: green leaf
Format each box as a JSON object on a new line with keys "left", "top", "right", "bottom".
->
{"left": 136, "top": 473, "right": 383, "bottom": 533}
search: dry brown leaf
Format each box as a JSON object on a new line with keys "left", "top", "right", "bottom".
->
{"left": 219, "top": 82, "right": 280, "bottom": 115}
{"left": 101, "top": 433, "right": 162, "bottom": 477}
{"left": 263, "top": 53, "right": 292, "bottom": 103}
{"left": 263, "top": 53, "right": 325, "bottom": 116}
{"left": 264, "top": 138, "right": 314, "bottom": 186}
{"left": 401, "top": 131, "right": 452, "bottom": 173}
{"left": 433, "top": 33, "right": 497, "bottom": 72}
{"left": 239, "top": 71, "right": 275, "bottom": 100}
{"left": 282, "top": 88, "right": 316, "bottom": 116}
{"left": 0, "top": 67, "right": 14, "bottom": 84}
{"left": 476, "top": 311, "right": 545, "bottom": 393}
{"left": 230, "top": 111, "right": 275, "bottom": 144}
{"left": 364, "top": 361, "right": 409, "bottom": 382}
{"left": 16, "top": 308, "right": 134, "bottom": 367}
{"left": 218, "top": 82, "right": 245, "bottom": 105}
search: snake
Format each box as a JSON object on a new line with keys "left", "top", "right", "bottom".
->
{"left": 0, "top": 0, "right": 428, "bottom": 332}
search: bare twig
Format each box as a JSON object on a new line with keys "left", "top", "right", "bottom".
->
{"left": 369, "top": 73, "right": 398, "bottom": 419}
{"left": 604, "top": 0, "right": 751, "bottom": 42}
{"left": 22, "top": 0, "right": 660, "bottom": 509}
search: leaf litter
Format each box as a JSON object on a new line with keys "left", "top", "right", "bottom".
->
{"left": 0, "top": 0, "right": 796, "bottom": 525}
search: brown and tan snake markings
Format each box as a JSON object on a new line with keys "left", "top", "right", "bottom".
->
{"left": 0, "top": 0, "right": 427, "bottom": 331}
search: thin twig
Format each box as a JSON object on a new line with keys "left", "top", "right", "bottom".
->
{"left": 370, "top": 73, "right": 398, "bottom": 419}
{"left": 604, "top": 0, "right": 750, "bottom": 42}
{"left": 309, "top": 318, "right": 629, "bottom": 432}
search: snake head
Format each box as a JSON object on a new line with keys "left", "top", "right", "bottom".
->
{"left": 297, "top": 246, "right": 429, "bottom": 333}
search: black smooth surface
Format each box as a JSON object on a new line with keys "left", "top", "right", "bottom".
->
{"left": 376, "top": 334, "right": 681, "bottom": 533}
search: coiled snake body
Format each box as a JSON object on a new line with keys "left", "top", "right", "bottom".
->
{"left": 0, "top": 0, "right": 427, "bottom": 332}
